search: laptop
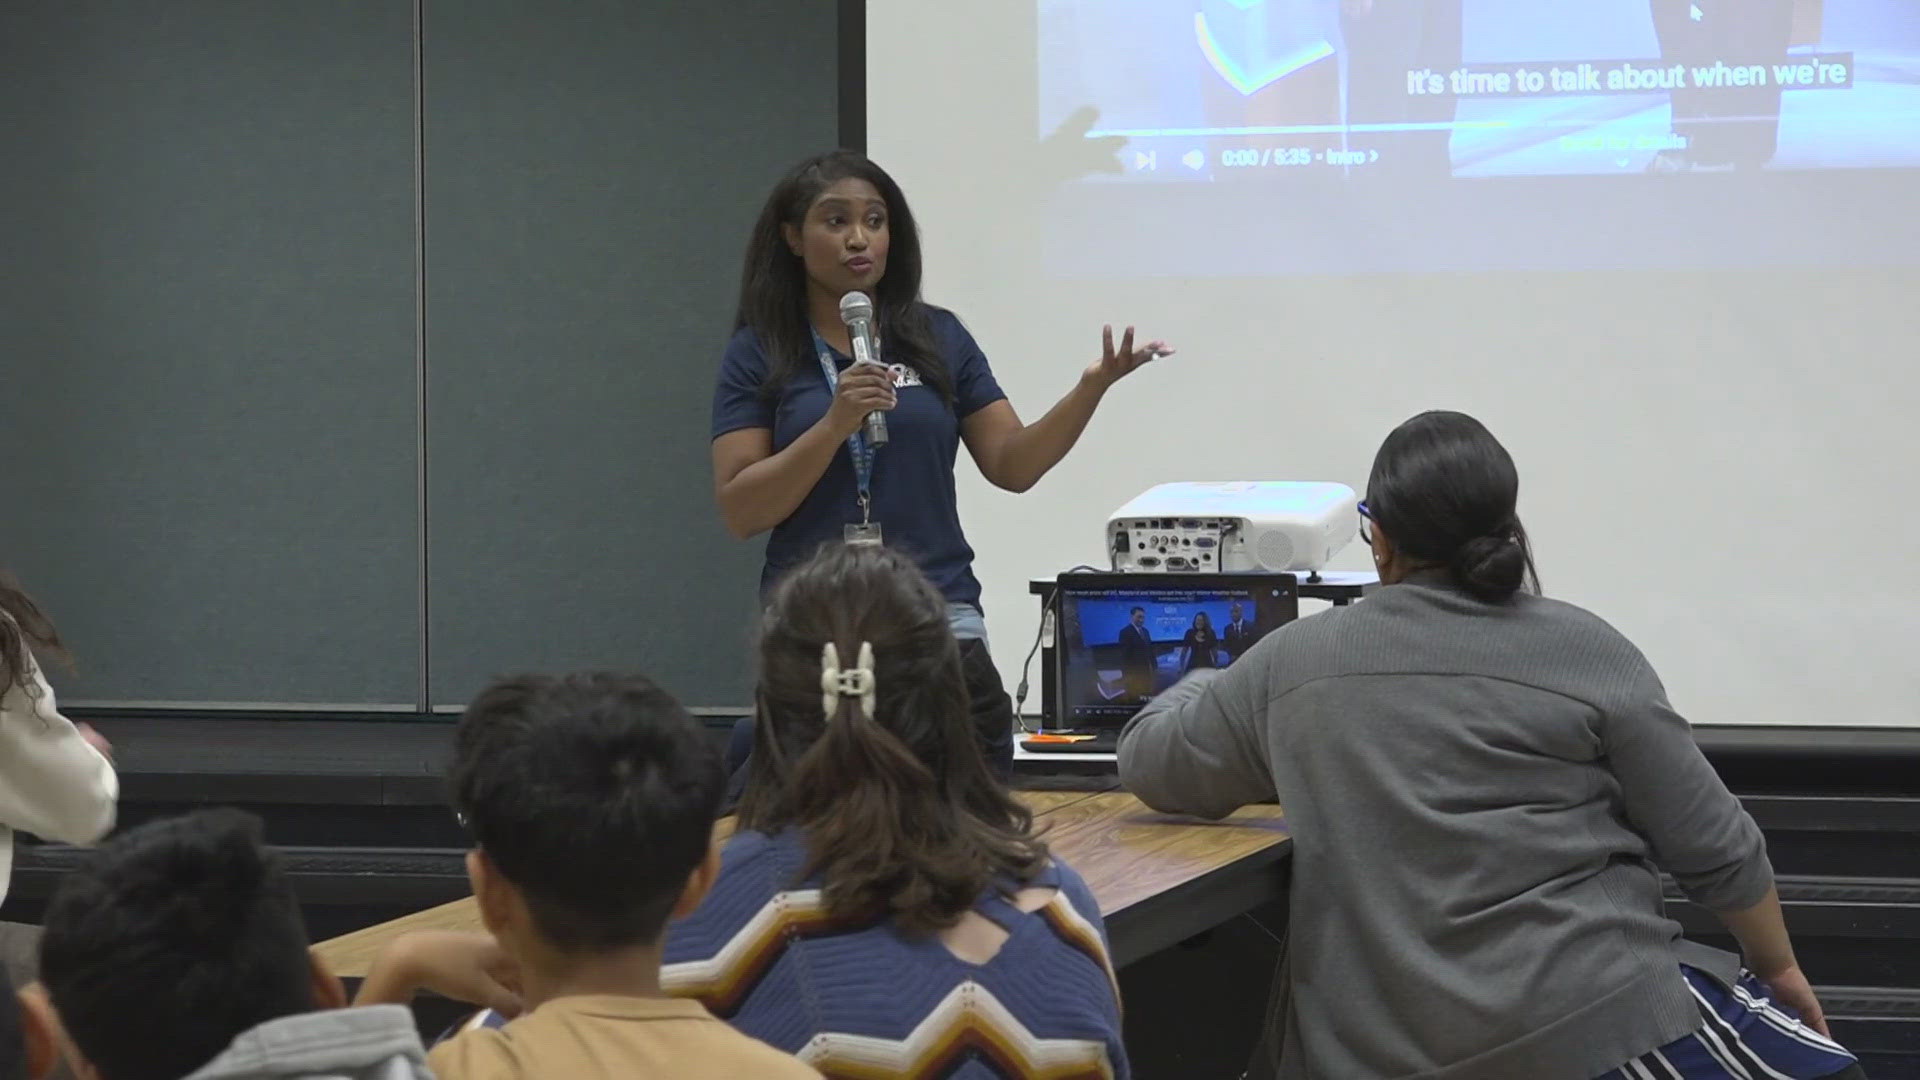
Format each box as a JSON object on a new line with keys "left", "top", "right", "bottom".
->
{"left": 1020, "top": 573, "right": 1300, "bottom": 755}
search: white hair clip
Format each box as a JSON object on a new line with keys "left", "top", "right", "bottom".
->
{"left": 820, "top": 641, "right": 877, "bottom": 721}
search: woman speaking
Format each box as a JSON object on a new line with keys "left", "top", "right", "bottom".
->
{"left": 711, "top": 150, "right": 1168, "bottom": 773}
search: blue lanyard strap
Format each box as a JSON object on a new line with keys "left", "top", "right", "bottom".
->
{"left": 810, "top": 328, "right": 875, "bottom": 515}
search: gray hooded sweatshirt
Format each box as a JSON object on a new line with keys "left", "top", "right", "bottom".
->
{"left": 182, "top": 1005, "right": 433, "bottom": 1080}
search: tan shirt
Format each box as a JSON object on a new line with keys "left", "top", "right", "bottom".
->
{"left": 427, "top": 995, "right": 820, "bottom": 1080}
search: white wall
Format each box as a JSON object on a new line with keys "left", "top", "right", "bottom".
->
{"left": 869, "top": 0, "right": 1920, "bottom": 726}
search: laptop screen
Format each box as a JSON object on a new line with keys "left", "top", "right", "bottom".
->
{"left": 1055, "top": 575, "right": 1300, "bottom": 726}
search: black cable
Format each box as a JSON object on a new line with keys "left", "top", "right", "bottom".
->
{"left": 1241, "top": 911, "right": 1285, "bottom": 946}
{"left": 1012, "top": 592, "right": 1055, "bottom": 733}
{"left": 1013, "top": 565, "right": 1103, "bottom": 732}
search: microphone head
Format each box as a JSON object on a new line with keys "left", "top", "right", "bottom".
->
{"left": 838, "top": 291, "right": 874, "bottom": 324}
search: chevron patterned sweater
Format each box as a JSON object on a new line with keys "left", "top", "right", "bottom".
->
{"left": 662, "top": 829, "right": 1130, "bottom": 1079}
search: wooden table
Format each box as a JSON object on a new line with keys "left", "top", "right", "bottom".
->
{"left": 314, "top": 790, "right": 1290, "bottom": 976}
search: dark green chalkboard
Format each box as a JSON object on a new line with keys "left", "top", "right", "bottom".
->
{"left": 0, "top": 1, "right": 843, "bottom": 711}
{"left": 0, "top": 2, "right": 420, "bottom": 707}
{"left": 421, "top": 1, "right": 839, "bottom": 708}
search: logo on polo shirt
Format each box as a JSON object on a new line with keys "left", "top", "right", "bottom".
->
{"left": 888, "top": 364, "right": 923, "bottom": 388}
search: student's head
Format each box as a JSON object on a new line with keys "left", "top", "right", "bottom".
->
{"left": 1192, "top": 612, "right": 1211, "bottom": 631}
{"left": 451, "top": 672, "right": 725, "bottom": 963}
{"left": 0, "top": 569, "right": 64, "bottom": 694}
{"left": 1363, "top": 411, "right": 1540, "bottom": 600}
{"left": 1130, "top": 607, "right": 1145, "bottom": 626}
{"left": 735, "top": 150, "right": 949, "bottom": 401}
{"left": 38, "top": 809, "right": 343, "bottom": 1080}
{"left": 740, "top": 543, "right": 1047, "bottom": 933}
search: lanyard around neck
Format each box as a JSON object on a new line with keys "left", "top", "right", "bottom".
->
{"left": 810, "top": 327, "right": 876, "bottom": 515}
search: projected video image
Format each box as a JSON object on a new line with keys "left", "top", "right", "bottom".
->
{"left": 1038, "top": 0, "right": 1920, "bottom": 180}
{"left": 1060, "top": 587, "right": 1294, "bottom": 723}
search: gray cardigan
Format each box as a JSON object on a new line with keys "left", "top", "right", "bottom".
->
{"left": 1117, "top": 572, "right": 1771, "bottom": 1080}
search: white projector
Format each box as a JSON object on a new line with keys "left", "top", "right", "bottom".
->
{"left": 1107, "top": 481, "right": 1359, "bottom": 574}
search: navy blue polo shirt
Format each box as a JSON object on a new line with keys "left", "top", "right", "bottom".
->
{"left": 711, "top": 306, "right": 1006, "bottom": 608}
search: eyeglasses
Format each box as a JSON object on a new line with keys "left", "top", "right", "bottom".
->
{"left": 1357, "top": 499, "right": 1373, "bottom": 546}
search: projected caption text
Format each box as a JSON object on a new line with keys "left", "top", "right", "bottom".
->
{"left": 1405, "top": 54, "right": 1854, "bottom": 98}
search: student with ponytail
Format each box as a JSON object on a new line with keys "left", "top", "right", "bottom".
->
{"left": 1119, "top": 412, "right": 1860, "bottom": 1080}
{"left": 664, "top": 543, "right": 1129, "bottom": 1079}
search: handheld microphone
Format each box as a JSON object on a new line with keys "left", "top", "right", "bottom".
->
{"left": 838, "top": 291, "right": 888, "bottom": 447}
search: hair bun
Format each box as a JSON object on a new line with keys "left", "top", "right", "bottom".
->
{"left": 1450, "top": 533, "right": 1527, "bottom": 601}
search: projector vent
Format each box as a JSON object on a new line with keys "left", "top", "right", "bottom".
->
{"left": 1255, "top": 530, "right": 1295, "bottom": 570}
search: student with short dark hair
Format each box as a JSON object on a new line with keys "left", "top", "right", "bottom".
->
{"left": 1120, "top": 411, "right": 1862, "bottom": 1080}
{"left": 37, "top": 808, "right": 429, "bottom": 1080}
{"left": 665, "top": 543, "right": 1128, "bottom": 1078}
{"left": 357, "top": 672, "right": 816, "bottom": 1080}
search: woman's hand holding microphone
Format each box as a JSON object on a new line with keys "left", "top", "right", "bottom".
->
{"left": 825, "top": 364, "right": 897, "bottom": 440}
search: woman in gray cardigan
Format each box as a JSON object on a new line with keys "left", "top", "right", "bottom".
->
{"left": 1118, "top": 412, "right": 1861, "bottom": 1080}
